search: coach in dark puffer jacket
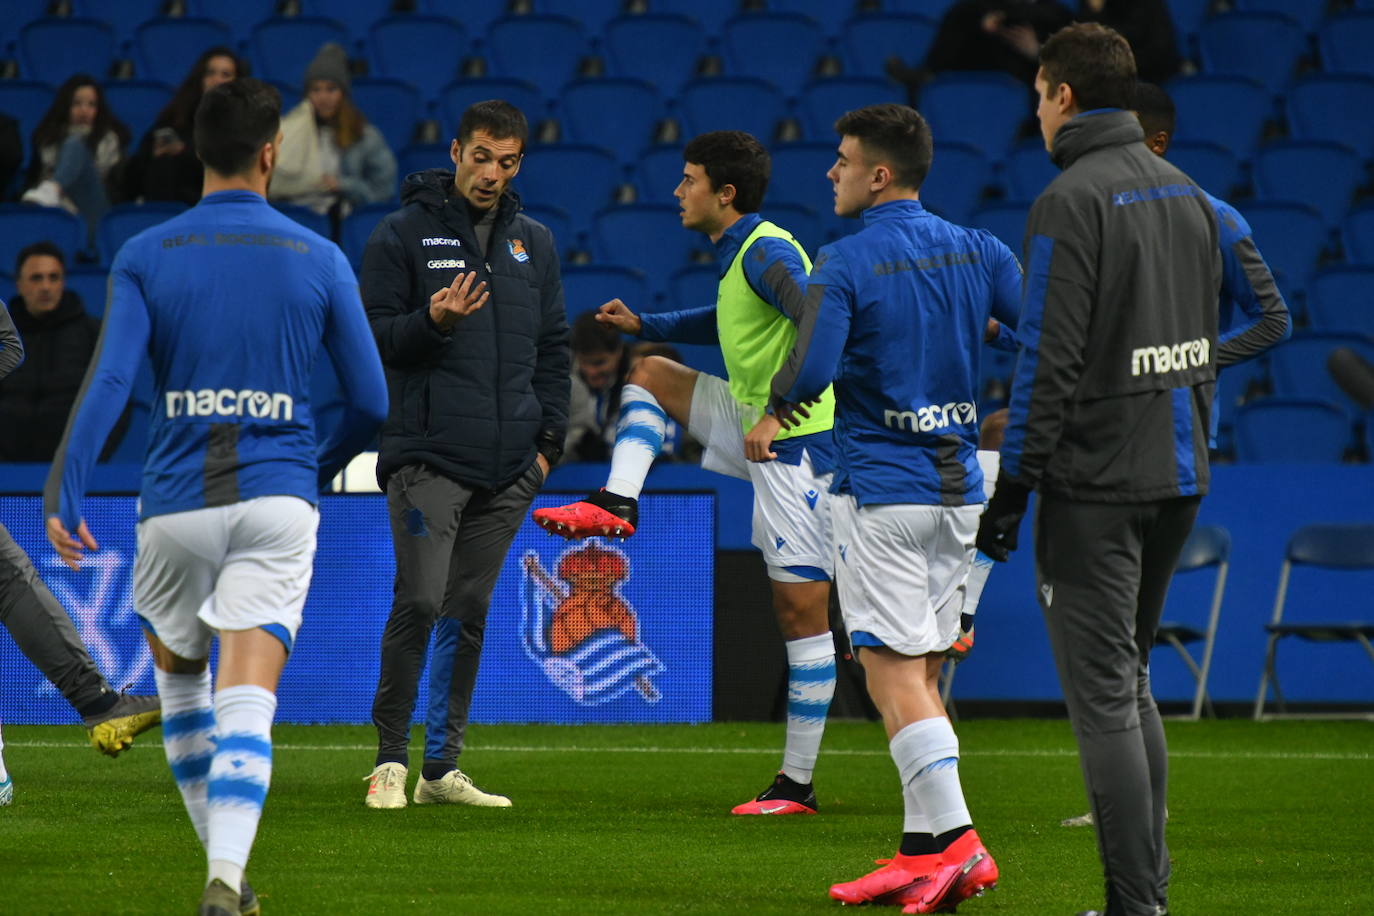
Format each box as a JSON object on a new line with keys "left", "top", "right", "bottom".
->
{"left": 360, "top": 100, "right": 569, "bottom": 809}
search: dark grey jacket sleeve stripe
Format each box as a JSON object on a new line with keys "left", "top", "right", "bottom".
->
{"left": 0, "top": 303, "right": 23, "bottom": 380}
{"left": 770, "top": 281, "right": 827, "bottom": 402}
{"left": 1216, "top": 236, "right": 1291, "bottom": 369}
{"left": 760, "top": 258, "right": 808, "bottom": 324}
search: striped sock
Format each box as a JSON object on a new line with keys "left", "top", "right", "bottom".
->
{"left": 606, "top": 384, "right": 666, "bottom": 500}
{"left": 781, "top": 631, "right": 836, "bottom": 785}
{"left": 206, "top": 685, "right": 276, "bottom": 891}
{"left": 155, "top": 668, "right": 215, "bottom": 846}
{"left": 891, "top": 718, "right": 972, "bottom": 837}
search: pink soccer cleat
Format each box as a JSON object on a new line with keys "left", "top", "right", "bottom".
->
{"left": 533, "top": 490, "right": 638, "bottom": 540}
{"left": 901, "top": 830, "right": 999, "bottom": 914}
{"left": 829, "top": 853, "right": 942, "bottom": 906}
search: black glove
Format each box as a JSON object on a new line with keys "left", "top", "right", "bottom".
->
{"left": 976, "top": 479, "right": 1032, "bottom": 562}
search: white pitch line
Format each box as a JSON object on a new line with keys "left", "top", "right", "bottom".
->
{"left": 4, "top": 740, "right": 1370, "bottom": 761}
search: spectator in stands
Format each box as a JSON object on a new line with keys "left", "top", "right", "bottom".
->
{"left": 122, "top": 46, "right": 245, "bottom": 206}
{"left": 0, "top": 242, "right": 124, "bottom": 462}
{"left": 270, "top": 43, "right": 397, "bottom": 224}
{"left": 21, "top": 75, "right": 130, "bottom": 240}
{"left": 1079, "top": 0, "right": 1180, "bottom": 84}
{"left": 925, "top": 1, "right": 1074, "bottom": 85}
{"left": 564, "top": 310, "right": 627, "bottom": 463}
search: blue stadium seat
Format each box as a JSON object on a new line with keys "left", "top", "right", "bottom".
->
{"left": 519, "top": 145, "right": 624, "bottom": 236}
{"left": 602, "top": 14, "right": 707, "bottom": 95}
{"left": 1164, "top": 0, "right": 1212, "bottom": 57}
{"left": 920, "top": 142, "right": 990, "bottom": 226}
{"left": 252, "top": 18, "right": 351, "bottom": 87}
{"left": 1199, "top": 12, "right": 1306, "bottom": 95}
{"left": 0, "top": 81, "right": 59, "bottom": 167}
{"left": 485, "top": 15, "right": 589, "bottom": 103}
{"left": 369, "top": 16, "right": 469, "bottom": 104}
{"left": 653, "top": 0, "right": 746, "bottom": 37}
{"left": 561, "top": 264, "right": 651, "bottom": 319}
{"left": 1167, "top": 141, "right": 1241, "bottom": 199}
{"left": 1003, "top": 138, "right": 1059, "bottom": 201}
{"left": 440, "top": 78, "right": 546, "bottom": 135}
{"left": 720, "top": 12, "right": 827, "bottom": 97}
{"left": 840, "top": 13, "right": 937, "bottom": 79}
{"left": 761, "top": 202, "right": 824, "bottom": 258}
{"left": 0, "top": 272, "right": 12, "bottom": 305}
{"left": 678, "top": 77, "right": 788, "bottom": 145}
{"left": 1318, "top": 11, "right": 1374, "bottom": 78}
{"left": 0, "top": 1, "right": 50, "bottom": 51}
{"left": 1234, "top": 0, "right": 1329, "bottom": 34}
{"left": 1167, "top": 75, "right": 1273, "bottom": 161}
{"left": 1268, "top": 330, "right": 1374, "bottom": 409}
{"left": 1233, "top": 398, "right": 1351, "bottom": 463}
{"left": 102, "top": 81, "right": 173, "bottom": 148}
{"left": 350, "top": 77, "right": 423, "bottom": 153}
{"left": 767, "top": 142, "right": 841, "bottom": 229}
{"left": 885, "top": 0, "right": 960, "bottom": 14}
{"left": 396, "top": 143, "right": 449, "bottom": 181}
{"left": 917, "top": 72, "right": 1030, "bottom": 164}
{"left": 666, "top": 263, "right": 718, "bottom": 313}
{"left": 339, "top": 202, "right": 394, "bottom": 269}
{"left": 1253, "top": 140, "right": 1363, "bottom": 229}
{"left": 98, "top": 202, "right": 189, "bottom": 266}
{"left": 1215, "top": 354, "right": 1273, "bottom": 450}
{"left": 268, "top": 80, "right": 302, "bottom": 117}
{"left": 767, "top": 0, "right": 858, "bottom": 38}
{"left": 134, "top": 18, "right": 234, "bottom": 88}
{"left": 521, "top": 203, "right": 576, "bottom": 257}
{"left": 633, "top": 145, "right": 686, "bottom": 203}
{"left": 593, "top": 204, "right": 711, "bottom": 297}
{"left": 1285, "top": 74, "right": 1374, "bottom": 160}
{"left": 20, "top": 19, "right": 116, "bottom": 87}
{"left": 1343, "top": 205, "right": 1374, "bottom": 266}
{"left": 303, "top": 0, "right": 399, "bottom": 47}
{"left": 89, "top": 0, "right": 184, "bottom": 46}
{"left": 196, "top": 0, "right": 282, "bottom": 45}
{"left": 1305, "top": 267, "right": 1374, "bottom": 335}
{"left": 558, "top": 79, "right": 664, "bottom": 165}
{"left": 272, "top": 202, "right": 331, "bottom": 239}
{"left": 797, "top": 77, "right": 905, "bottom": 142}
{"left": 970, "top": 202, "right": 1030, "bottom": 260}
{"left": 1241, "top": 201, "right": 1328, "bottom": 295}
{"left": 0, "top": 205, "right": 85, "bottom": 272}
{"left": 63, "top": 265, "right": 110, "bottom": 318}
{"left": 419, "top": 0, "right": 511, "bottom": 39}
{"left": 538, "top": 0, "right": 627, "bottom": 38}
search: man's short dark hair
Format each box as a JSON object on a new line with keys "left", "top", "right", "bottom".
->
{"left": 571, "top": 310, "right": 624, "bottom": 355}
{"left": 833, "top": 104, "right": 933, "bottom": 192}
{"left": 682, "top": 131, "right": 770, "bottom": 214}
{"left": 16, "top": 240, "right": 65, "bottom": 275}
{"left": 1133, "top": 81, "right": 1175, "bottom": 140}
{"left": 456, "top": 100, "right": 529, "bottom": 153}
{"left": 194, "top": 77, "right": 281, "bottom": 177}
{"left": 1039, "top": 22, "right": 1138, "bottom": 112}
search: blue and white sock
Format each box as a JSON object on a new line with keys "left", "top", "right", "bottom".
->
{"left": 890, "top": 717, "right": 971, "bottom": 836}
{"left": 206, "top": 685, "right": 276, "bottom": 891}
{"left": 156, "top": 667, "right": 215, "bottom": 846}
{"left": 606, "top": 384, "right": 667, "bottom": 500}
{"left": 781, "top": 631, "right": 836, "bottom": 785}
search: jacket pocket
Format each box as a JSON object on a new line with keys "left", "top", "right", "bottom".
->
{"left": 419, "top": 378, "right": 432, "bottom": 436}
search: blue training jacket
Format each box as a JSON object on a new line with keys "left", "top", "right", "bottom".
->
{"left": 769, "top": 199, "right": 1022, "bottom": 507}
{"left": 45, "top": 190, "right": 388, "bottom": 531}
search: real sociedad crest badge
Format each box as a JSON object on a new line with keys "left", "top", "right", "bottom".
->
{"left": 508, "top": 238, "right": 530, "bottom": 263}
{"left": 520, "top": 541, "right": 663, "bottom": 706}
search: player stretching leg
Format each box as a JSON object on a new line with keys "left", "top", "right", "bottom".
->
{"left": 535, "top": 133, "right": 839, "bottom": 814}
{"left": 45, "top": 79, "right": 386, "bottom": 914}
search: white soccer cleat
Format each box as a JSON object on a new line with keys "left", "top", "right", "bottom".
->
{"left": 413, "top": 769, "right": 512, "bottom": 807}
{"left": 364, "top": 762, "right": 408, "bottom": 809}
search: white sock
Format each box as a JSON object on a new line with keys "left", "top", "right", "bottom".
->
{"left": 902, "top": 780, "right": 933, "bottom": 836}
{"left": 156, "top": 668, "right": 215, "bottom": 846}
{"left": 890, "top": 718, "right": 972, "bottom": 836}
{"left": 206, "top": 685, "right": 276, "bottom": 890}
{"left": 963, "top": 552, "right": 994, "bottom": 617}
{"left": 605, "top": 384, "right": 666, "bottom": 500}
{"left": 0, "top": 721, "right": 8, "bottom": 781}
{"left": 781, "top": 631, "right": 835, "bottom": 785}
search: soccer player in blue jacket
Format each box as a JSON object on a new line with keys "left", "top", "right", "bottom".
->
{"left": 770, "top": 104, "right": 1019, "bottom": 913}
{"left": 44, "top": 79, "right": 387, "bottom": 916}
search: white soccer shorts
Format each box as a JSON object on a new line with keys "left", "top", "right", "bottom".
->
{"left": 832, "top": 494, "right": 983, "bottom": 657}
{"left": 133, "top": 496, "right": 319, "bottom": 660}
{"left": 688, "top": 372, "right": 835, "bottom": 577}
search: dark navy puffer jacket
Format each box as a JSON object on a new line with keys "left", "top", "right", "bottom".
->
{"left": 361, "top": 169, "right": 569, "bottom": 490}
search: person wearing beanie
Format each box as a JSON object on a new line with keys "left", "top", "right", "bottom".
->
{"left": 270, "top": 42, "right": 397, "bottom": 223}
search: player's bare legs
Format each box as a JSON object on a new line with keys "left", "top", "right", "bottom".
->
{"left": 535, "top": 355, "right": 699, "bottom": 538}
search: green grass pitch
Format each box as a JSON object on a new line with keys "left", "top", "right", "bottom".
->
{"left": 1, "top": 719, "right": 1369, "bottom": 914}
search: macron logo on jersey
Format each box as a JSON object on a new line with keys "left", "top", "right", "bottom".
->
{"left": 885, "top": 402, "right": 977, "bottom": 434}
{"left": 165, "top": 389, "right": 294, "bottom": 421}
{"left": 1130, "top": 337, "right": 1211, "bottom": 377}
{"left": 422, "top": 237, "right": 462, "bottom": 247}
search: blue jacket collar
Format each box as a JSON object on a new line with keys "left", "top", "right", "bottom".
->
{"left": 862, "top": 198, "right": 926, "bottom": 225}
{"left": 713, "top": 212, "right": 763, "bottom": 275}
{"left": 198, "top": 189, "right": 267, "bottom": 205}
